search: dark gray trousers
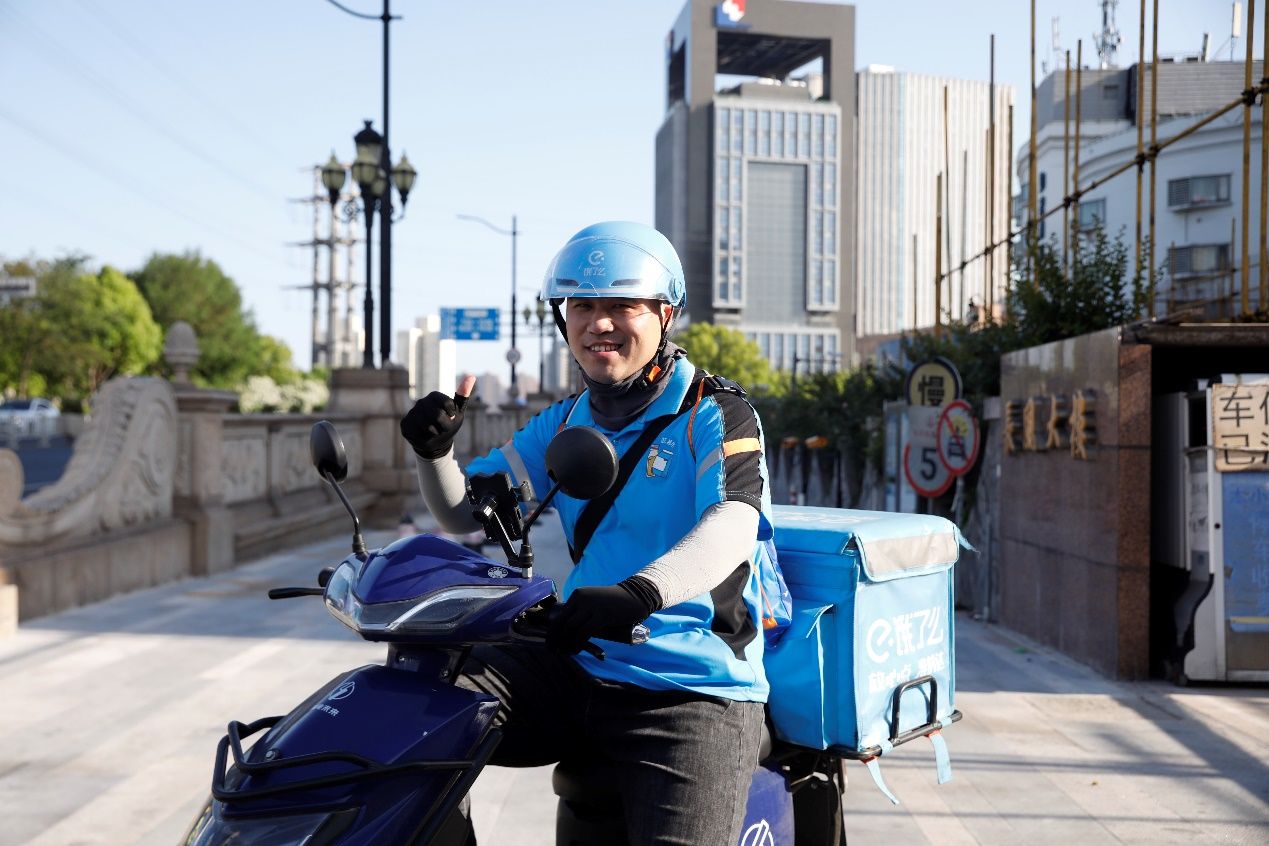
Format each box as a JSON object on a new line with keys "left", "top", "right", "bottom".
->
{"left": 456, "top": 643, "right": 764, "bottom": 846}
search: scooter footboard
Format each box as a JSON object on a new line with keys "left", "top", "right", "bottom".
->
{"left": 209, "top": 664, "right": 500, "bottom": 843}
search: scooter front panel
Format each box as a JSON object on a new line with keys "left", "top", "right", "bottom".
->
{"left": 218, "top": 664, "right": 499, "bottom": 839}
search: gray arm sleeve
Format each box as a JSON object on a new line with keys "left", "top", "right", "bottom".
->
{"left": 635, "top": 500, "right": 760, "bottom": 609}
{"left": 414, "top": 449, "right": 482, "bottom": 534}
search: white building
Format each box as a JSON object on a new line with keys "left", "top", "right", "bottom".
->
{"left": 1017, "top": 58, "right": 1263, "bottom": 317}
{"left": 395, "top": 314, "right": 457, "bottom": 400}
{"left": 855, "top": 66, "right": 1014, "bottom": 348}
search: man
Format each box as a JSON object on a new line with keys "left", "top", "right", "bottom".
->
{"left": 402, "top": 221, "right": 775, "bottom": 846}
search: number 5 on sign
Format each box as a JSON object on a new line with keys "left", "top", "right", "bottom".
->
{"left": 904, "top": 442, "right": 953, "bottom": 497}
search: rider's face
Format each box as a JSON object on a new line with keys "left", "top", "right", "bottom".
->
{"left": 566, "top": 297, "right": 672, "bottom": 384}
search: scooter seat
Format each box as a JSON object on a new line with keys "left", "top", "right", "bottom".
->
{"left": 552, "top": 722, "right": 774, "bottom": 804}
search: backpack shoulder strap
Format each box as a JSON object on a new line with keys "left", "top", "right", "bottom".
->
{"left": 569, "top": 411, "right": 680, "bottom": 564}
{"left": 568, "top": 369, "right": 750, "bottom": 564}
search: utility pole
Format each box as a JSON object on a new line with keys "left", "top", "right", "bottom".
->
{"left": 289, "top": 164, "right": 361, "bottom": 368}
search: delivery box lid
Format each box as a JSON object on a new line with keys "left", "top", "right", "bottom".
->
{"left": 772, "top": 505, "right": 961, "bottom": 582}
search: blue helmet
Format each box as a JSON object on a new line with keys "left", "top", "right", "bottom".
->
{"left": 541, "top": 221, "right": 686, "bottom": 309}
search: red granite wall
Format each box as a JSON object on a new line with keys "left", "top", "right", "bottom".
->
{"left": 998, "top": 327, "right": 1152, "bottom": 679}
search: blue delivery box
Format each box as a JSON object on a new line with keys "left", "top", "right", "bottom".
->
{"left": 764, "top": 506, "right": 962, "bottom": 795}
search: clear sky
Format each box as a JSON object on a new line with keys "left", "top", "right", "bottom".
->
{"left": 0, "top": 0, "right": 1251, "bottom": 383}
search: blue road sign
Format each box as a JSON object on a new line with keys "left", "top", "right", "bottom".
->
{"left": 440, "top": 308, "right": 500, "bottom": 341}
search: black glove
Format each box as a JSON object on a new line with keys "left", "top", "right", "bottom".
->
{"left": 400, "top": 391, "right": 468, "bottom": 459}
{"left": 546, "top": 577, "right": 661, "bottom": 655}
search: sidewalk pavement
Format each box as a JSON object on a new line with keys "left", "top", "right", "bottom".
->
{"left": 0, "top": 514, "right": 1265, "bottom": 845}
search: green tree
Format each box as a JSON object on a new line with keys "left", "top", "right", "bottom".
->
{"left": 0, "top": 258, "right": 47, "bottom": 397}
{"left": 132, "top": 251, "right": 268, "bottom": 388}
{"left": 255, "top": 335, "right": 300, "bottom": 385}
{"left": 34, "top": 263, "right": 163, "bottom": 398}
{"left": 1009, "top": 226, "right": 1151, "bottom": 348}
{"left": 673, "top": 322, "right": 772, "bottom": 389}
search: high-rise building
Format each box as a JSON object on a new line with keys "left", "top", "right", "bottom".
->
{"left": 656, "top": 0, "right": 855, "bottom": 372}
{"left": 396, "top": 314, "right": 457, "bottom": 400}
{"left": 855, "top": 67, "right": 1014, "bottom": 350}
{"left": 1017, "top": 58, "right": 1262, "bottom": 317}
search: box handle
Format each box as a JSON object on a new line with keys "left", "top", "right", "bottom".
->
{"left": 889, "top": 674, "right": 938, "bottom": 744}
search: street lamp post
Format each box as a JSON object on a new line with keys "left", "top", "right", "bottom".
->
{"left": 322, "top": 0, "right": 418, "bottom": 368}
{"left": 457, "top": 213, "right": 519, "bottom": 400}
{"left": 320, "top": 122, "right": 415, "bottom": 369}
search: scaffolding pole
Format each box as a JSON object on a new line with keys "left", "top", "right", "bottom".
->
{"left": 1242, "top": 0, "right": 1257, "bottom": 314}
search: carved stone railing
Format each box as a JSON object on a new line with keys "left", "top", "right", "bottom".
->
{"left": 0, "top": 323, "right": 421, "bottom": 634}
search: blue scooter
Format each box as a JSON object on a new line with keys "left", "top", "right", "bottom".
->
{"left": 182, "top": 421, "right": 849, "bottom": 845}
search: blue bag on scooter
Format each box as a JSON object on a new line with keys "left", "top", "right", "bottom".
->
{"left": 763, "top": 506, "right": 962, "bottom": 801}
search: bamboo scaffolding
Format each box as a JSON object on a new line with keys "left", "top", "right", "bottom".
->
{"left": 961, "top": 147, "right": 969, "bottom": 318}
{"left": 937, "top": 84, "right": 1269, "bottom": 293}
{"left": 1073, "top": 41, "right": 1084, "bottom": 269}
{"left": 912, "top": 233, "right": 919, "bottom": 329}
{"left": 988, "top": 34, "right": 996, "bottom": 312}
{"left": 1242, "top": 0, "right": 1256, "bottom": 314}
{"left": 1149, "top": 0, "right": 1160, "bottom": 315}
{"left": 1064, "top": 49, "right": 1072, "bottom": 275}
{"left": 943, "top": 86, "right": 953, "bottom": 318}
{"left": 936, "top": 173, "right": 944, "bottom": 335}
{"left": 1262, "top": 0, "right": 1268, "bottom": 310}
{"left": 1135, "top": 0, "right": 1146, "bottom": 283}
{"left": 1029, "top": 3, "right": 1038, "bottom": 276}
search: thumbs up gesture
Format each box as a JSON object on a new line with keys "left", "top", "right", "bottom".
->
{"left": 400, "top": 375, "right": 478, "bottom": 459}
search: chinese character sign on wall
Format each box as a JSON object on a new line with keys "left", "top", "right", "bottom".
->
{"left": 1212, "top": 384, "right": 1269, "bottom": 472}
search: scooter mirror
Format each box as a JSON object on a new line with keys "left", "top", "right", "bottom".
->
{"left": 310, "top": 420, "right": 349, "bottom": 482}
{"left": 545, "top": 427, "right": 618, "bottom": 500}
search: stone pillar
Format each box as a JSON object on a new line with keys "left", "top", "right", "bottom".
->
{"left": 166, "top": 323, "right": 239, "bottom": 575}
{"left": 328, "top": 366, "right": 414, "bottom": 526}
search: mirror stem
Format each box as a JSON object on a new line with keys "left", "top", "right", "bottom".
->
{"left": 522, "top": 483, "right": 561, "bottom": 531}
{"left": 324, "top": 471, "right": 367, "bottom": 558}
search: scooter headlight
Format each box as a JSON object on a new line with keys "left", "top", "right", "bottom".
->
{"left": 324, "top": 561, "right": 516, "bottom": 636}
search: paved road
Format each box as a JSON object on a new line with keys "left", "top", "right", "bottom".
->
{"left": 1, "top": 515, "right": 1266, "bottom": 845}
{"left": 7, "top": 436, "right": 74, "bottom": 496}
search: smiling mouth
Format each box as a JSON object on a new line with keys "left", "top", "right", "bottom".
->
{"left": 587, "top": 342, "right": 622, "bottom": 353}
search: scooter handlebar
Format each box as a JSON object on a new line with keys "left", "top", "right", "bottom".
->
{"left": 514, "top": 602, "right": 650, "bottom": 658}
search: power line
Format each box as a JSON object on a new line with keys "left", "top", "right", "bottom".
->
{"left": 69, "top": 0, "right": 293, "bottom": 163}
{"left": 0, "top": 105, "right": 295, "bottom": 271}
{"left": 0, "top": 3, "right": 280, "bottom": 203}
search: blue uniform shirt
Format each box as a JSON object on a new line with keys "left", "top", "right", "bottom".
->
{"left": 466, "top": 357, "right": 774, "bottom": 702}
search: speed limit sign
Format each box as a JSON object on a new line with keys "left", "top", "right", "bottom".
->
{"left": 903, "top": 442, "right": 954, "bottom": 498}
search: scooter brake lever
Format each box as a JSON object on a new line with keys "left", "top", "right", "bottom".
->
{"left": 581, "top": 641, "right": 606, "bottom": 661}
{"left": 267, "top": 587, "right": 325, "bottom": 599}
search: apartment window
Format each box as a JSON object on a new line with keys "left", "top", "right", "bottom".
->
{"left": 825, "top": 162, "right": 837, "bottom": 206}
{"left": 812, "top": 162, "right": 823, "bottom": 206}
{"left": 826, "top": 114, "right": 837, "bottom": 158}
{"left": 718, "top": 207, "right": 729, "bottom": 250}
{"left": 731, "top": 110, "right": 742, "bottom": 153}
{"left": 717, "top": 108, "right": 729, "bottom": 153}
{"left": 745, "top": 110, "right": 757, "bottom": 155}
{"left": 1078, "top": 198, "right": 1106, "bottom": 230}
{"left": 773, "top": 112, "right": 784, "bottom": 157}
{"left": 1039, "top": 171, "right": 1047, "bottom": 192}
{"left": 732, "top": 207, "right": 743, "bottom": 250}
{"left": 717, "top": 161, "right": 729, "bottom": 203}
{"left": 1169, "top": 243, "right": 1231, "bottom": 276}
{"left": 731, "top": 158, "right": 742, "bottom": 202}
{"left": 813, "top": 113, "right": 824, "bottom": 158}
{"left": 1168, "top": 175, "right": 1231, "bottom": 209}
{"left": 1039, "top": 197, "right": 1047, "bottom": 238}
{"left": 799, "top": 113, "right": 811, "bottom": 158}
{"left": 718, "top": 256, "right": 730, "bottom": 300}
{"left": 825, "top": 211, "right": 836, "bottom": 254}
{"left": 731, "top": 255, "right": 743, "bottom": 300}
{"left": 759, "top": 110, "right": 771, "bottom": 157}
